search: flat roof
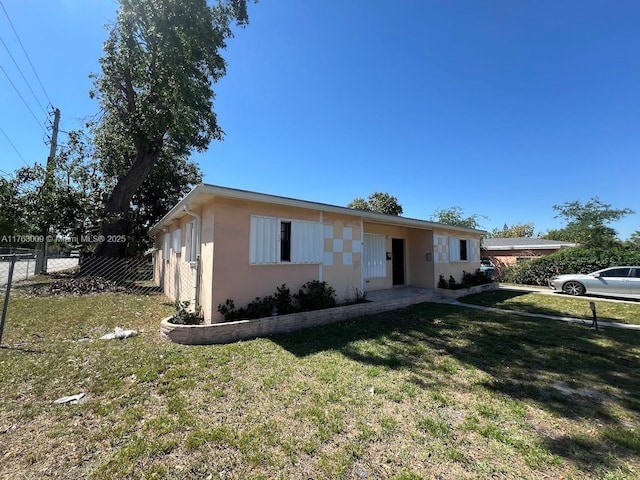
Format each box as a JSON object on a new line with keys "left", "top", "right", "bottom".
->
{"left": 482, "top": 237, "right": 578, "bottom": 250}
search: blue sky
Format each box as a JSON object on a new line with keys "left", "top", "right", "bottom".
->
{"left": 1, "top": 0, "right": 638, "bottom": 238}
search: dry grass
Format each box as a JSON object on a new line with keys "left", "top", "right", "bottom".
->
{"left": 0, "top": 293, "right": 639, "bottom": 479}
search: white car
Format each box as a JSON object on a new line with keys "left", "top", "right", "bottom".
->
{"left": 549, "top": 266, "right": 640, "bottom": 299}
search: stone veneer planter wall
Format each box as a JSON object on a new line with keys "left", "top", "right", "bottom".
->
{"left": 161, "top": 292, "right": 436, "bottom": 345}
{"left": 435, "top": 282, "right": 498, "bottom": 299}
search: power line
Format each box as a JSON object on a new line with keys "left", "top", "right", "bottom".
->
{"left": 0, "top": 0, "right": 52, "bottom": 105}
{"left": 0, "top": 63, "right": 47, "bottom": 134}
{"left": 0, "top": 125, "right": 30, "bottom": 167}
{"left": 0, "top": 33, "right": 48, "bottom": 115}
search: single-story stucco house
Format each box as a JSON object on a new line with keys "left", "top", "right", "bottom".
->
{"left": 482, "top": 237, "right": 578, "bottom": 267}
{"left": 149, "top": 184, "right": 485, "bottom": 324}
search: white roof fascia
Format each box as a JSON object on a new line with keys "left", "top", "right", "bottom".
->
{"left": 485, "top": 244, "right": 578, "bottom": 251}
{"left": 149, "top": 184, "right": 487, "bottom": 237}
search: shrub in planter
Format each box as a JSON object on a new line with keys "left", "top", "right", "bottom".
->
{"left": 273, "top": 284, "right": 296, "bottom": 314}
{"left": 460, "top": 269, "right": 492, "bottom": 288}
{"left": 295, "top": 280, "right": 337, "bottom": 311}
{"left": 217, "top": 284, "right": 298, "bottom": 320}
{"left": 170, "top": 300, "right": 203, "bottom": 325}
{"left": 217, "top": 281, "right": 339, "bottom": 320}
{"left": 438, "top": 270, "right": 493, "bottom": 290}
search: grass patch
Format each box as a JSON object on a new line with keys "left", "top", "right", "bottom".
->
{"left": 460, "top": 288, "right": 640, "bottom": 325}
{"left": 0, "top": 294, "right": 639, "bottom": 479}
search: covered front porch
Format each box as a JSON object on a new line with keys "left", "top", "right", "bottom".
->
{"left": 365, "top": 286, "right": 436, "bottom": 304}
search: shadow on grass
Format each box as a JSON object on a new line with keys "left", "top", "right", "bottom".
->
{"left": 271, "top": 301, "right": 640, "bottom": 471}
{"left": 459, "top": 289, "right": 532, "bottom": 305}
{"left": 459, "top": 289, "right": 640, "bottom": 324}
{"left": 457, "top": 289, "right": 578, "bottom": 320}
{"left": 0, "top": 344, "right": 45, "bottom": 353}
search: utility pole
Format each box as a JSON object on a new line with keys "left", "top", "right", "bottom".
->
{"left": 34, "top": 107, "right": 60, "bottom": 274}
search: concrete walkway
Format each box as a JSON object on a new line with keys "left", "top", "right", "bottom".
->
{"left": 434, "top": 294, "right": 640, "bottom": 331}
{"left": 363, "top": 285, "right": 640, "bottom": 331}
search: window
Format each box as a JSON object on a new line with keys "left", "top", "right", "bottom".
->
{"left": 280, "top": 221, "right": 291, "bottom": 262}
{"left": 363, "top": 234, "right": 386, "bottom": 278}
{"left": 448, "top": 237, "right": 478, "bottom": 262}
{"left": 184, "top": 222, "right": 197, "bottom": 262}
{"left": 250, "top": 215, "right": 322, "bottom": 264}
{"left": 172, "top": 228, "right": 181, "bottom": 254}
{"left": 459, "top": 239, "right": 468, "bottom": 261}
{"left": 162, "top": 233, "right": 170, "bottom": 260}
{"left": 600, "top": 268, "right": 630, "bottom": 278}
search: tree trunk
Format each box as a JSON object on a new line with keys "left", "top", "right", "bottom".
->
{"left": 94, "top": 147, "right": 160, "bottom": 257}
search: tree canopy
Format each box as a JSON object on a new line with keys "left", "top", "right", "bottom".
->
{"left": 3, "top": 131, "right": 102, "bottom": 243}
{"left": 490, "top": 222, "right": 535, "bottom": 238}
{"left": 544, "top": 197, "right": 634, "bottom": 248}
{"left": 626, "top": 230, "right": 640, "bottom": 250}
{"left": 429, "top": 206, "right": 486, "bottom": 230}
{"left": 347, "top": 192, "right": 403, "bottom": 216}
{"left": 0, "top": 177, "right": 27, "bottom": 242}
{"left": 90, "top": 0, "right": 250, "bottom": 256}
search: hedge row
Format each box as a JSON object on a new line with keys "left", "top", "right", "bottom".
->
{"left": 502, "top": 247, "right": 640, "bottom": 286}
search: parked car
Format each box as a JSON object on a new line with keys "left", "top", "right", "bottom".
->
{"left": 549, "top": 266, "right": 640, "bottom": 299}
{"left": 479, "top": 258, "right": 496, "bottom": 279}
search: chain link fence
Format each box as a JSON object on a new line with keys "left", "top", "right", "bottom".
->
{"left": 0, "top": 251, "right": 197, "bottom": 343}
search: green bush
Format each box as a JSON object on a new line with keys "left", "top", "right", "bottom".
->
{"left": 273, "top": 283, "right": 296, "bottom": 314}
{"left": 216, "top": 299, "right": 241, "bottom": 320}
{"left": 217, "top": 281, "right": 337, "bottom": 320}
{"left": 295, "top": 280, "right": 337, "bottom": 311}
{"left": 438, "top": 270, "right": 493, "bottom": 290}
{"left": 504, "top": 247, "right": 640, "bottom": 285}
{"left": 170, "top": 301, "right": 203, "bottom": 325}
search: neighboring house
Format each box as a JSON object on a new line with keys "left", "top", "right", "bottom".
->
{"left": 482, "top": 237, "right": 578, "bottom": 267}
{"left": 149, "top": 184, "right": 485, "bottom": 323}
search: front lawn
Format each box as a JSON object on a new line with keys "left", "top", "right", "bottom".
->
{"left": 0, "top": 294, "right": 638, "bottom": 479}
{"left": 459, "top": 288, "right": 640, "bottom": 325}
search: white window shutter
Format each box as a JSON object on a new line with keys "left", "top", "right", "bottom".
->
{"left": 291, "top": 220, "right": 322, "bottom": 263}
{"left": 162, "top": 233, "right": 170, "bottom": 260}
{"left": 250, "top": 216, "right": 278, "bottom": 264}
{"left": 449, "top": 237, "right": 460, "bottom": 262}
{"left": 185, "top": 222, "right": 193, "bottom": 262}
{"left": 172, "top": 228, "right": 181, "bottom": 254}
{"left": 470, "top": 239, "right": 479, "bottom": 262}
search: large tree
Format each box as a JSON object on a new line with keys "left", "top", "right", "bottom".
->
{"left": 127, "top": 152, "right": 202, "bottom": 254}
{"left": 490, "top": 222, "right": 535, "bottom": 238}
{"left": 544, "top": 197, "right": 634, "bottom": 248}
{"left": 347, "top": 192, "right": 403, "bottom": 216}
{"left": 429, "top": 206, "right": 486, "bottom": 230}
{"left": 91, "top": 0, "right": 249, "bottom": 256}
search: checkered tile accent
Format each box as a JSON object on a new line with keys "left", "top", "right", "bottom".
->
{"left": 434, "top": 234, "right": 449, "bottom": 264}
{"left": 323, "top": 225, "right": 360, "bottom": 266}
